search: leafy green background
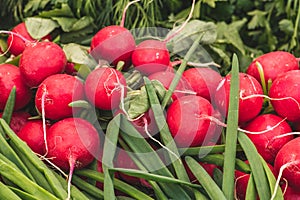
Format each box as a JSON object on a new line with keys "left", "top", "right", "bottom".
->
{"left": 1, "top": 0, "right": 300, "bottom": 75}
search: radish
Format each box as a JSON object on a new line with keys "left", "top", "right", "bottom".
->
{"left": 214, "top": 73, "right": 264, "bottom": 123}
{"left": 90, "top": 1, "right": 138, "bottom": 69}
{"left": 85, "top": 67, "right": 127, "bottom": 110}
{"left": 0, "top": 64, "right": 32, "bottom": 110}
{"left": 246, "top": 51, "right": 299, "bottom": 85}
{"left": 17, "top": 120, "right": 50, "bottom": 155}
{"left": 131, "top": 0, "right": 195, "bottom": 75}
{"left": 282, "top": 185, "right": 300, "bottom": 199}
{"left": 64, "top": 62, "right": 77, "bottom": 76}
{"left": 131, "top": 39, "right": 171, "bottom": 75}
{"left": 46, "top": 117, "right": 100, "bottom": 198}
{"left": 242, "top": 114, "right": 293, "bottom": 164}
{"left": 0, "top": 111, "right": 30, "bottom": 133}
{"left": 19, "top": 41, "right": 67, "bottom": 88}
{"left": 269, "top": 70, "right": 300, "bottom": 122}
{"left": 35, "top": 74, "right": 85, "bottom": 120}
{"left": 166, "top": 95, "right": 221, "bottom": 147}
{"left": 274, "top": 137, "right": 300, "bottom": 190}
{"left": 182, "top": 67, "right": 222, "bottom": 102}
{"left": 148, "top": 70, "right": 194, "bottom": 101}
{"left": 6, "top": 22, "right": 51, "bottom": 56}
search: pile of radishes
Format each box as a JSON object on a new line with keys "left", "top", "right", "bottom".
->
{"left": 1, "top": 1, "right": 300, "bottom": 199}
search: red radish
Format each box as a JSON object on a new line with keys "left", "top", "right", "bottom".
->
{"left": 131, "top": 40, "right": 171, "bottom": 75}
{"left": 0, "top": 64, "right": 32, "bottom": 110}
{"left": 166, "top": 95, "right": 220, "bottom": 147}
{"left": 90, "top": 26, "right": 135, "bottom": 69}
{"left": 282, "top": 185, "right": 300, "bottom": 199}
{"left": 47, "top": 117, "right": 100, "bottom": 198}
{"left": 0, "top": 111, "right": 30, "bottom": 133}
{"left": 19, "top": 41, "right": 67, "bottom": 87}
{"left": 64, "top": 62, "right": 77, "bottom": 76}
{"left": 242, "top": 114, "right": 293, "bottom": 164}
{"left": 269, "top": 70, "right": 300, "bottom": 122}
{"left": 182, "top": 67, "right": 222, "bottom": 102}
{"left": 17, "top": 120, "right": 50, "bottom": 155}
{"left": 148, "top": 70, "right": 194, "bottom": 101}
{"left": 47, "top": 117, "right": 100, "bottom": 170}
{"left": 246, "top": 51, "right": 299, "bottom": 85}
{"left": 214, "top": 73, "right": 264, "bottom": 123}
{"left": 6, "top": 22, "right": 51, "bottom": 56}
{"left": 131, "top": 0, "right": 195, "bottom": 75}
{"left": 35, "top": 74, "right": 85, "bottom": 121}
{"left": 90, "top": 1, "right": 138, "bottom": 69}
{"left": 85, "top": 67, "right": 127, "bottom": 110}
{"left": 274, "top": 137, "right": 300, "bottom": 190}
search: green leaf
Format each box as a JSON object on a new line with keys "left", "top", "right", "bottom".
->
{"left": 0, "top": 183, "right": 23, "bottom": 200}
{"left": 70, "top": 16, "right": 94, "bottom": 32}
{"left": 245, "top": 173, "right": 257, "bottom": 200}
{"left": 25, "top": 17, "right": 59, "bottom": 39}
{"left": 119, "top": 114, "right": 192, "bottom": 200}
{"left": 75, "top": 169, "right": 154, "bottom": 200}
{"left": 24, "top": 0, "right": 52, "bottom": 15}
{"left": 144, "top": 77, "right": 189, "bottom": 182}
{"left": 2, "top": 86, "right": 16, "bottom": 125}
{"left": 212, "top": 168, "right": 223, "bottom": 188}
{"left": 8, "top": 187, "right": 40, "bottom": 200}
{"left": 39, "top": 3, "right": 74, "bottom": 17}
{"left": 167, "top": 20, "right": 217, "bottom": 55}
{"left": 110, "top": 168, "right": 201, "bottom": 189}
{"left": 185, "top": 156, "right": 226, "bottom": 200}
{"left": 222, "top": 54, "right": 240, "bottom": 200}
{"left": 238, "top": 132, "right": 271, "bottom": 200}
{"left": 247, "top": 10, "right": 268, "bottom": 29}
{"left": 203, "top": 0, "right": 217, "bottom": 8}
{"left": 62, "top": 43, "right": 90, "bottom": 64}
{"left": 217, "top": 19, "right": 247, "bottom": 55}
{"left": 260, "top": 156, "right": 284, "bottom": 200}
{"left": 102, "top": 115, "right": 121, "bottom": 200}
{"left": 51, "top": 17, "right": 78, "bottom": 32}
{"left": 279, "top": 19, "right": 294, "bottom": 36}
{"left": 208, "top": 44, "right": 231, "bottom": 67}
{"left": 123, "top": 88, "right": 149, "bottom": 119}
{"left": 60, "top": 26, "right": 94, "bottom": 44}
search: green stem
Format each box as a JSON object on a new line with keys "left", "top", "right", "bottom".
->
{"left": 161, "top": 33, "right": 204, "bottom": 109}
{"left": 221, "top": 54, "right": 240, "bottom": 200}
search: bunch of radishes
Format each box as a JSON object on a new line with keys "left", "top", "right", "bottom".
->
{"left": 1, "top": 1, "right": 300, "bottom": 199}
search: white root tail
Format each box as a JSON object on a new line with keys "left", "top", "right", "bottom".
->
{"left": 143, "top": 117, "right": 180, "bottom": 162}
{"left": 271, "top": 161, "right": 300, "bottom": 200}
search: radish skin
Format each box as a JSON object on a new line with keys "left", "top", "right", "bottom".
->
{"left": 85, "top": 67, "right": 127, "bottom": 110}
{"left": 6, "top": 22, "right": 51, "bottom": 56}
{"left": 247, "top": 51, "right": 299, "bottom": 85}
{"left": 0, "top": 64, "right": 32, "bottom": 111}
{"left": 166, "top": 95, "right": 220, "bottom": 147}
{"left": 35, "top": 74, "right": 85, "bottom": 120}
{"left": 269, "top": 70, "right": 300, "bottom": 122}
{"left": 214, "top": 73, "right": 263, "bottom": 123}
{"left": 274, "top": 137, "right": 300, "bottom": 190}
{"left": 19, "top": 41, "right": 67, "bottom": 88}
{"left": 243, "top": 114, "right": 293, "bottom": 164}
{"left": 17, "top": 120, "right": 50, "bottom": 155}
